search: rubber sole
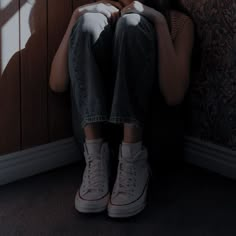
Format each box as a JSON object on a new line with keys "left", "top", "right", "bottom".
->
{"left": 107, "top": 181, "right": 148, "bottom": 218}
{"left": 108, "top": 202, "right": 146, "bottom": 218}
{"left": 75, "top": 191, "right": 110, "bottom": 213}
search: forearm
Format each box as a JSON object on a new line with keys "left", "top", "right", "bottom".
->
{"left": 120, "top": 1, "right": 192, "bottom": 105}
{"left": 49, "top": 1, "right": 122, "bottom": 92}
{"left": 154, "top": 19, "right": 186, "bottom": 105}
{"left": 49, "top": 11, "right": 81, "bottom": 92}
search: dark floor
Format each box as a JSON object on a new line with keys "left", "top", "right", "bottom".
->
{"left": 0, "top": 161, "right": 236, "bottom": 236}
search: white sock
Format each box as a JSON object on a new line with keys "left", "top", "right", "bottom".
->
{"left": 85, "top": 138, "right": 104, "bottom": 154}
{"left": 121, "top": 141, "right": 142, "bottom": 157}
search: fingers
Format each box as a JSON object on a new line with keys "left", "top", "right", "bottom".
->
{"left": 108, "top": 1, "right": 123, "bottom": 10}
{"left": 118, "top": 0, "right": 133, "bottom": 7}
{"left": 107, "top": 4, "right": 120, "bottom": 12}
{"left": 120, "top": 1, "right": 143, "bottom": 15}
{"left": 120, "top": 5, "right": 131, "bottom": 16}
{"left": 100, "top": 8, "right": 113, "bottom": 19}
{"left": 101, "top": 0, "right": 122, "bottom": 10}
{"left": 101, "top": 3, "right": 121, "bottom": 24}
{"left": 90, "top": 1, "right": 122, "bottom": 24}
{"left": 107, "top": 4, "right": 120, "bottom": 23}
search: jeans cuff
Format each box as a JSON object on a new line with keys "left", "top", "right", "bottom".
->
{"left": 81, "top": 115, "right": 108, "bottom": 128}
{"left": 109, "top": 116, "right": 143, "bottom": 128}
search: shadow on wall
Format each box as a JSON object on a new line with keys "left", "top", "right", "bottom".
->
{"left": 1, "top": 0, "right": 184, "bottom": 162}
{"left": 0, "top": 0, "right": 49, "bottom": 154}
{"left": 1, "top": 0, "right": 45, "bottom": 77}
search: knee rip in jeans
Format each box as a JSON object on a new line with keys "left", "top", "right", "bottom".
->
{"left": 116, "top": 13, "right": 154, "bottom": 35}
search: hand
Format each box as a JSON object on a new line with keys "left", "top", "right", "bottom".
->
{"left": 118, "top": 0, "right": 134, "bottom": 7}
{"left": 120, "top": 1, "right": 165, "bottom": 24}
{"left": 118, "top": 0, "right": 145, "bottom": 7}
{"left": 74, "top": 0, "right": 123, "bottom": 24}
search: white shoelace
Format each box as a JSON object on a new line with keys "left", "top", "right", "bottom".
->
{"left": 83, "top": 155, "right": 105, "bottom": 193}
{"left": 115, "top": 161, "right": 136, "bottom": 197}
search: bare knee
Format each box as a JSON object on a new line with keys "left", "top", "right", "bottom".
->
{"left": 116, "top": 13, "right": 153, "bottom": 35}
{"left": 71, "top": 12, "right": 110, "bottom": 42}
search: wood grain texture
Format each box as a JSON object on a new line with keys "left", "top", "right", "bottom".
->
{"left": 47, "top": 0, "right": 73, "bottom": 141}
{"left": 0, "top": 0, "right": 98, "bottom": 155}
{"left": 0, "top": 0, "right": 21, "bottom": 155}
{"left": 20, "top": 0, "right": 48, "bottom": 149}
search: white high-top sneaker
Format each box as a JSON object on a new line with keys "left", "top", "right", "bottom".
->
{"left": 75, "top": 142, "right": 110, "bottom": 213}
{"left": 108, "top": 144, "right": 151, "bottom": 218}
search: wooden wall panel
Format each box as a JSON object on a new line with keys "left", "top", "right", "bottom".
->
{"left": 47, "top": 0, "right": 73, "bottom": 141}
{"left": 0, "top": 0, "right": 95, "bottom": 155}
{"left": 0, "top": 0, "right": 21, "bottom": 155}
{"left": 20, "top": 0, "right": 48, "bottom": 149}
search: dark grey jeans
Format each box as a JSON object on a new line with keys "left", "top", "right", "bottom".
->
{"left": 68, "top": 12, "right": 158, "bottom": 147}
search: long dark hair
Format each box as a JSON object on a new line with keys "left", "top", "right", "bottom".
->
{"left": 145, "top": 0, "right": 191, "bottom": 32}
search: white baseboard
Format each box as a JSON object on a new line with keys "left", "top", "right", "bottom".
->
{"left": 0, "top": 137, "right": 82, "bottom": 186}
{"left": 0, "top": 135, "right": 235, "bottom": 186}
{"left": 184, "top": 136, "right": 236, "bottom": 179}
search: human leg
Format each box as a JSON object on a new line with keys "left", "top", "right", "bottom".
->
{"left": 107, "top": 13, "right": 158, "bottom": 218}
{"left": 68, "top": 12, "right": 115, "bottom": 213}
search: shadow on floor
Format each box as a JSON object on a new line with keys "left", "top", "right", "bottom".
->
{"left": 0, "top": 161, "right": 235, "bottom": 236}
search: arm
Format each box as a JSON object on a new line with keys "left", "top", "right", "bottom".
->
{"left": 49, "top": 11, "right": 81, "bottom": 93}
{"left": 49, "top": 1, "right": 122, "bottom": 93}
{"left": 153, "top": 16, "right": 194, "bottom": 105}
{"left": 121, "top": 1, "right": 194, "bottom": 105}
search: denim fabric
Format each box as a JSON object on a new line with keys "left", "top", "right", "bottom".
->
{"left": 68, "top": 12, "right": 158, "bottom": 146}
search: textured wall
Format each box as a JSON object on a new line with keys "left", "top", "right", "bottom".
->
{"left": 0, "top": 0, "right": 73, "bottom": 155}
{"left": 181, "top": 0, "right": 236, "bottom": 150}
